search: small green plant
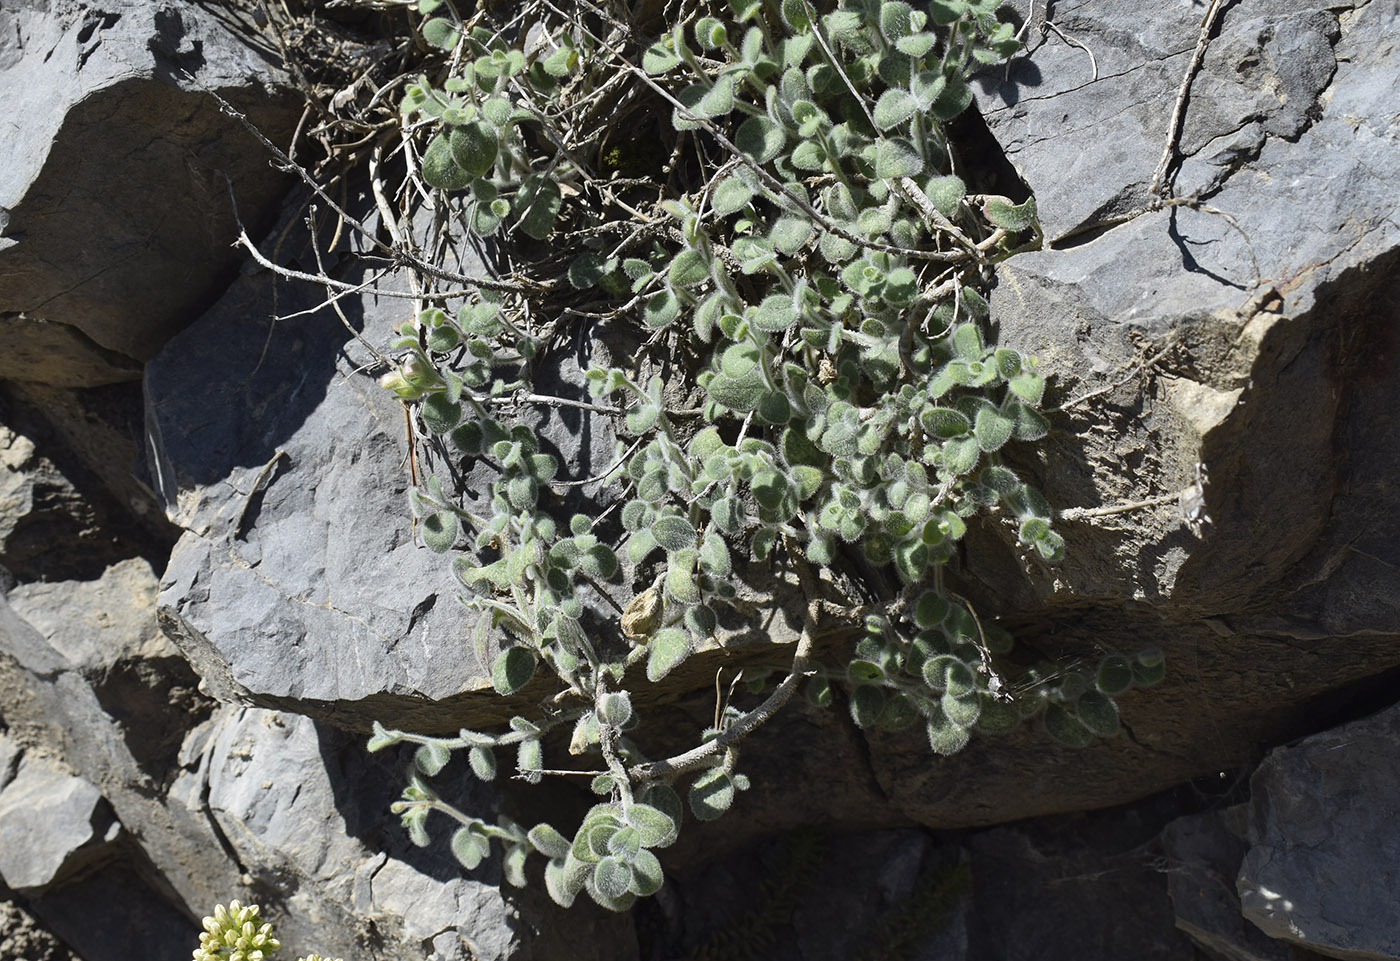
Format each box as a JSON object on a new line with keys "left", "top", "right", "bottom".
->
{"left": 361, "top": 0, "right": 1163, "bottom": 913}
{"left": 192, "top": 901, "right": 339, "bottom": 961}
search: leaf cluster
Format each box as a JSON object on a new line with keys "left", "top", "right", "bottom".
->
{"left": 360, "top": 0, "right": 1165, "bottom": 913}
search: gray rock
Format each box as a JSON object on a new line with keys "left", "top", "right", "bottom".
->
{"left": 0, "top": 0, "right": 300, "bottom": 385}
{"left": 1237, "top": 704, "right": 1400, "bottom": 959}
{"left": 27, "top": 860, "right": 196, "bottom": 961}
{"left": 0, "top": 754, "right": 118, "bottom": 894}
{"left": 185, "top": 704, "right": 524, "bottom": 961}
{"left": 0, "top": 735, "right": 18, "bottom": 793}
{"left": 964, "top": 808, "right": 1197, "bottom": 961}
{"left": 1162, "top": 808, "right": 1289, "bottom": 961}
{"left": 0, "top": 591, "right": 243, "bottom": 923}
{"left": 8, "top": 557, "right": 171, "bottom": 673}
{"left": 147, "top": 212, "right": 628, "bottom": 733}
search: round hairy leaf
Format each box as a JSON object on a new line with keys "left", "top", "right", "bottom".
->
{"left": 629, "top": 849, "right": 665, "bottom": 896}
{"left": 491, "top": 646, "right": 536, "bottom": 695}
{"left": 757, "top": 391, "right": 791, "bottom": 424}
{"left": 1019, "top": 516, "right": 1051, "bottom": 543}
{"left": 1035, "top": 529, "right": 1066, "bottom": 562}
{"left": 874, "top": 88, "right": 917, "bottom": 130}
{"left": 639, "top": 784, "right": 685, "bottom": 844}
{"left": 942, "top": 436, "right": 981, "bottom": 475}
{"left": 646, "top": 628, "right": 692, "bottom": 681}
{"left": 665, "top": 554, "right": 701, "bottom": 603}
{"left": 528, "top": 824, "right": 572, "bottom": 860}
{"left": 421, "top": 133, "right": 472, "bottom": 190}
{"left": 699, "top": 532, "right": 731, "bottom": 576}
{"left": 707, "top": 372, "right": 766, "bottom": 412}
{"left": 983, "top": 195, "right": 1038, "bottom": 232}
{"left": 735, "top": 116, "right": 786, "bottom": 163}
{"left": 942, "top": 690, "right": 982, "bottom": 728}
{"left": 652, "top": 515, "right": 694, "bottom": 552}
{"left": 980, "top": 465, "right": 1020, "bottom": 494}
{"left": 421, "top": 511, "right": 458, "bottom": 553}
{"left": 621, "top": 500, "right": 651, "bottom": 532}
{"left": 689, "top": 768, "right": 735, "bottom": 821}
{"left": 451, "top": 827, "right": 488, "bottom": 870}
{"left": 927, "top": 706, "right": 972, "bottom": 755}
{"left": 421, "top": 391, "right": 462, "bottom": 433}
{"left": 914, "top": 591, "right": 950, "bottom": 628}
{"left": 1010, "top": 402, "right": 1051, "bottom": 441}
{"left": 581, "top": 544, "right": 618, "bottom": 579}
{"left": 448, "top": 122, "right": 498, "bottom": 177}
{"left": 569, "top": 252, "right": 609, "bottom": 289}
{"left": 975, "top": 405, "right": 1015, "bottom": 452}
{"left": 545, "top": 854, "right": 588, "bottom": 908}
{"left": 467, "top": 745, "right": 496, "bottom": 781}
{"left": 976, "top": 695, "right": 1022, "bottom": 733}
{"left": 847, "top": 659, "right": 885, "bottom": 685}
{"left": 625, "top": 803, "right": 678, "bottom": 848}
{"left": 994, "top": 348, "right": 1022, "bottom": 379}
{"left": 923, "top": 654, "right": 975, "bottom": 696}
{"left": 875, "top": 137, "right": 923, "bottom": 179}
{"left": 645, "top": 288, "right": 681, "bottom": 328}
{"left": 752, "top": 294, "right": 800, "bottom": 332}
{"left": 502, "top": 843, "right": 529, "bottom": 887}
{"left": 1044, "top": 702, "right": 1094, "bottom": 747}
{"left": 923, "top": 174, "right": 965, "bottom": 218}
{"left": 1010, "top": 371, "right": 1046, "bottom": 405}
{"left": 415, "top": 740, "right": 451, "bottom": 775}
{"left": 626, "top": 403, "right": 660, "bottom": 435}
{"left": 515, "top": 173, "right": 562, "bottom": 239}
{"left": 598, "top": 691, "right": 633, "bottom": 727}
{"left": 930, "top": 77, "right": 973, "bottom": 121}
{"left": 668, "top": 249, "right": 709, "bottom": 287}
{"left": 421, "top": 17, "right": 460, "bottom": 50}
{"left": 791, "top": 139, "right": 826, "bottom": 170}
{"left": 1096, "top": 654, "right": 1134, "bottom": 695}
{"left": 643, "top": 42, "right": 681, "bottom": 73}
{"left": 712, "top": 175, "right": 755, "bottom": 216}
{"left": 770, "top": 216, "right": 813, "bottom": 254}
{"left": 879, "top": 692, "right": 920, "bottom": 731}
{"left": 517, "top": 738, "right": 543, "bottom": 778}
{"left": 920, "top": 407, "right": 970, "bottom": 439}
{"left": 594, "top": 856, "right": 632, "bottom": 899}
{"left": 849, "top": 684, "right": 886, "bottom": 729}
{"left": 1076, "top": 690, "right": 1120, "bottom": 736}
{"left": 1133, "top": 655, "right": 1166, "bottom": 687}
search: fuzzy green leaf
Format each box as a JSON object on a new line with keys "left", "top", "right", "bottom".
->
{"left": 491, "top": 646, "right": 536, "bottom": 695}
{"left": 625, "top": 803, "right": 678, "bottom": 848}
{"left": 874, "top": 88, "right": 917, "bottom": 130}
{"left": 1076, "top": 690, "right": 1120, "bottom": 736}
{"left": 421, "top": 133, "right": 472, "bottom": 191}
{"left": 421, "top": 511, "right": 459, "bottom": 553}
{"left": 735, "top": 116, "right": 786, "bottom": 163}
{"left": 689, "top": 768, "right": 735, "bottom": 821}
{"left": 1045, "top": 702, "right": 1094, "bottom": 747}
{"left": 516, "top": 173, "right": 562, "bottom": 239}
{"left": 875, "top": 137, "right": 924, "bottom": 179}
{"left": 647, "top": 628, "right": 692, "bottom": 681}
{"left": 927, "top": 706, "right": 972, "bottom": 755}
{"left": 652, "top": 515, "right": 694, "bottom": 552}
{"left": 422, "top": 17, "right": 460, "bottom": 50}
{"left": 448, "top": 121, "right": 498, "bottom": 177}
{"left": 668, "top": 249, "right": 709, "bottom": 287}
{"left": 451, "top": 827, "right": 487, "bottom": 869}
{"left": 974, "top": 405, "right": 1015, "bottom": 452}
{"left": 983, "top": 195, "right": 1038, "bottom": 232}
{"left": 712, "top": 176, "right": 755, "bottom": 216}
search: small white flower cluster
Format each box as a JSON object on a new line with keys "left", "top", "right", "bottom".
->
{"left": 193, "top": 901, "right": 281, "bottom": 961}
